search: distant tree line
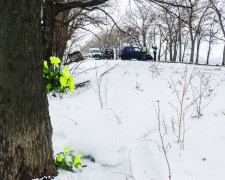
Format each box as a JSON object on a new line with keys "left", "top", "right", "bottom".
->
{"left": 82, "top": 0, "right": 225, "bottom": 65}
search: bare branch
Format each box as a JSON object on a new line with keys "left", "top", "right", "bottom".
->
{"left": 146, "top": 0, "right": 191, "bottom": 8}
{"left": 54, "top": 0, "right": 109, "bottom": 14}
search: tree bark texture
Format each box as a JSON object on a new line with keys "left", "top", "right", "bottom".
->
{"left": 43, "top": 0, "right": 56, "bottom": 61}
{"left": 0, "top": 1, "right": 57, "bottom": 179}
{"left": 53, "top": 8, "right": 72, "bottom": 60}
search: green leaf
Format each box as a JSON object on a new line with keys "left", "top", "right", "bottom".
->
{"left": 68, "top": 166, "right": 73, "bottom": 171}
{"left": 68, "top": 161, "right": 73, "bottom": 165}
{"left": 74, "top": 165, "right": 79, "bottom": 169}
{"left": 59, "top": 152, "right": 65, "bottom": 155}
{"left": 72, "top": 157, "right": 75, "bottom": 162}
{"left": 68, "top": 154, "right": 75, "bottom": 158}
{"left": 61, "top": 162, "right": 65, "bottom": 167}
{"left": 43, "top": 69, "right": 49, "bottom": 74}
{"left": 69, "top": 150, "right": 75, "bottom": 153}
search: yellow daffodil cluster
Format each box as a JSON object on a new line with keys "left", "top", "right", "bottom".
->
{"left": 55, "top": 146, "right": 82, "bottom": 171}
{"left": 50, "top": 56, "right": 61, "bottom": 66}
{"left": 59, "top": 66, "right": 75, "bottom": 92}
{"left": 43, "top": 56, "right": 75, "bottom": 93}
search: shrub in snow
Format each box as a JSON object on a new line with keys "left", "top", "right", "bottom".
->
{"left": 55, "top": 146, "right": 82, "bottom": 171}
{"left": 43, "top": 56, "right": 75, "bottom": 93}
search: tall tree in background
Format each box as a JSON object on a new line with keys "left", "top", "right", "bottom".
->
{"left": 43, "top": 0, "right": 108, "bottom": 60}
{"left": 0, "top": 0, "right": 108, "bottom": 179}
{"left": 184, "top": 0, "right": 210, "bottom": 63}
{"left": 209, "top": 0, "right": 225, "bottom": 65}
{"left": 52, "top": 4, "right": 107, "bottom": 61}
{"left": 124, "top": 2, "right": 156, "bottom": 48}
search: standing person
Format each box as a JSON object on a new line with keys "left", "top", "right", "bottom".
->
{"left": 152, "top": 45, "right": 158, "bottom": 61}
{"left": 141, "top": 45, "right": 147, "bottom": 61}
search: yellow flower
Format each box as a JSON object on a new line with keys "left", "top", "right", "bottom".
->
{"left": 67, "top": 74, "right": 74, "bottom": 92}
{"left": 59, "top": 76, "right": 67, "bottom": 87}
{"left": 68, "top": 75, "right": 73, "bottom": 82}
{"left": 44, "top": 61, "right": 48, "bottom": 68}
{"left": 64, "top": 146, "right": 69, "bottom": 153}
{"left": 63, "top": 66, "right": 68, "bottom": 71}
{"left": 50, "top": 56, "right": 61, "bottom": 66}
{"left": 69, "top": 83, "right": 75, "bottom": 92}
{"left": 74, "top": 154, "right": 82, "bottom": 164}
{"left": 62, "top": 69, "right": 70, "bottom": 79}
{"left": 68, "top": 80, "right": 73, "bottom": 86}
{"left": 56, "top": 155, "right": 62, "bottom": 162}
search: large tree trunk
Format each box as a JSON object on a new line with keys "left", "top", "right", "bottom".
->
{"left": 0, "top": 1, "right": 57, "bottom": 179}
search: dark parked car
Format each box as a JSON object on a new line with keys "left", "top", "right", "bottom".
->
{"left": 103, "top": 48, "right": 114, "bottom": 59}
{"left": 119, "top": 46, "right": 153, "bottom": 60}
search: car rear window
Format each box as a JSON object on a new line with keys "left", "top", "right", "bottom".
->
{"left": 92, "top": 50, "right": 100, "bottom": 53}
{"left": 105, "top": 49, "right": 113, "bottom": 52}
{"left": 134, "top": 47, "right": 140, "bottom": 51}
{"left": 126, "top": 47, "right": 133, "bottom": 51}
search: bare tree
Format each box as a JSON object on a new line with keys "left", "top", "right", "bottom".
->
{"left": 209, "top": 0, "right": 225, "bottom": 65}
{"left": 184, "top": 0, "right": 210, "bottom": 63}
{"left": 123, "top": 1, "right": 156, "bottom": 47}
{"left": 206, "top": 17, "right": 220, "bottom": 64}
{"left": 42, "top": 0, "right": 109, "bottom": 61}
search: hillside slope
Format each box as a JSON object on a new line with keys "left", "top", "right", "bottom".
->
{"left": 46, "top": 59, "right": 225, "bottom": 180}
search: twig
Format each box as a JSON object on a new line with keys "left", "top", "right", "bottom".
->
{"left": 107, "top": 108, "right": 122, "bottom": 123}
{"left": 155, "top": 100, "right": 172, "bottom": 180}
{"left": 95, "top": 65, "right": 103, "bottom": 109}
{"left": 100, "top": 65, "right": 117, "bottom": 80}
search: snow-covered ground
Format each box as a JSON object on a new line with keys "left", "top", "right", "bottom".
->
{"left": 47, "top": 59, "right": 225, "bottom": 180}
